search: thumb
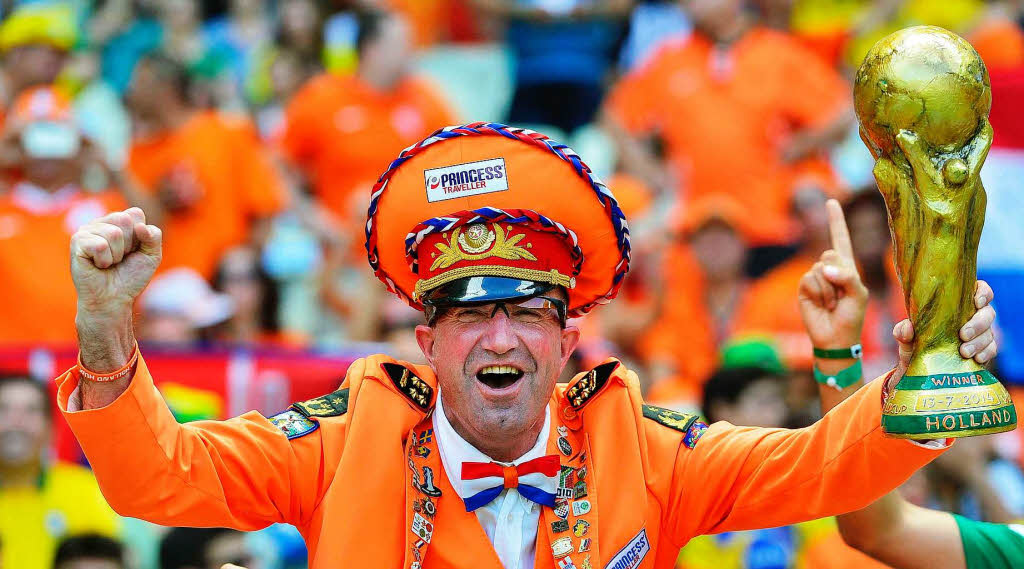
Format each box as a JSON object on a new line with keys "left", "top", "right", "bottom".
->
{"left": 894, "top": 319, "right": 915, "bottom": 372}
{"left": 134, "top": 222, "right": 162, "bottom": 259}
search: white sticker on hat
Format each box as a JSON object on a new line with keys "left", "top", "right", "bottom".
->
{"left": 424, "top": 158, "right": 508, "bottom": 202}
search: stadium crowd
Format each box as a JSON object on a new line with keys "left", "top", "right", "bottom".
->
{"left": 0, "top": 0, "right": 1023, "bottom": 568}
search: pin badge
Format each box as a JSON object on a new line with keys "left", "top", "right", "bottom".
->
{"left": 571, "top": 500, "right": 591, "bottom": 516}
{"left": 573, "top": 519, "right": 590, "bottom": 537}
{"left": 557, "top": 437, "right": 573, "bottom": 456}
{"left": 573, "top": 480, "right": 588, "bottom": 499}
{"left": 555, "top": 501, "right": 570, "bottom": 519}
{"left": 558, "top": 557, "right": 578, "bottom": 569}
{"left": 579, "top": 538, "right": 592, "bottom": 552}
{"left": 557, "top": 425, "right": 569, "bottom": 437}
{"left": 552, "top": 519, "right": 570, "bottom": 533}
{"left": 551, "top": 536, "right": 574, "bottom": 558}
{"left": 411, "top": 513, "right": 434, "bottom": 543}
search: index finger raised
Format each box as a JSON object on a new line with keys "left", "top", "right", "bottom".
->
{"left": 826, "top": 199, "right": 855, "bottom": 261}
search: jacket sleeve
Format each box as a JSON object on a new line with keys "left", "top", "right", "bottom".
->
{"left": 661, "top": 376, "right": 947, "bottom": 544}
{"left": 56, "top": 355, "right": 339, "bottom": 531}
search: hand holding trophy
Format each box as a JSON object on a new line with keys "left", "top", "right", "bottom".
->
{"left": 854, "top": 25, "right": 1017, "bottom": 438}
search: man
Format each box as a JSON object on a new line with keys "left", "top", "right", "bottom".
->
{"left": 281, "top": 10, "right": 456, "bottom": 222}
{"left": 603, "top": 0, "right": 851, "bottom": 246}
{"left": 57, "top": 124, "right": 992, "bottom": 568}
{"left": 160, "top": 528, "right": 254, "bottom": 569}
{"left": 0, "top": 4, "right": 76, "bottom": 109}
{"left": 53, "top": 535, "right": 125, "bottom": 569}
{"left": 802, "top": 199, "right": 1021, "bottom": 567}
{"left": 0, "top": 376, "right": 118, "bottom": 569}
{"left": 126, "top": 53, "right": 288, "bottom": 279}
{"left": 0, "top": 86, "right": 127, "bottom": 345}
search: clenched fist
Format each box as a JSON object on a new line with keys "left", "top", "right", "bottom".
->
{"left": 72, "top": 208, "right": 162, "bottom": 388}
{"left": 71, "top": 207, "right": 162, "bottom": 314}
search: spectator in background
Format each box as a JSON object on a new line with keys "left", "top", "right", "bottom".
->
{"left": 53, "top": 535, "right": 126, "bottom": 569}
{"left": 160, "top": 527, "right": 255, "bottom": 569}
{"left": 640, "top": 196, "right": 752, "bottom": 402}
{"left": 733, "top": 186, "right": 835, "bottom": 369}
{"left": 0, "top": 376, "right": 118, "bottom": 569}
{"left": 211, "top": 246, "right": 305, "bottom": 347}
{"left": 0, "top": 4, "right": 76, "bottom": 110}
{"left": 843, "top": 191, "right": 905, "bottom": 379}
{"left": 603, "top": 0, "right": 852, "bottom": 245}
{"left": 472, "top": 0, "right": 632, "bottom": 135}
{"left": 0, "top": 87, "right": 133, "bottom": 346}
{"left": 282, "top": 9, "right": 456, "bottom": 224}
{"left": 203, "top": 0, "right": 275, "bottom": 92}
{"left": 139, "top": 267, "right": 235, "bottom": 345}
{"left": 125, "top": 53, "right": 289, "bottom": 279}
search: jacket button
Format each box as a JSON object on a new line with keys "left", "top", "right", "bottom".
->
{"left": 562, "top": 406, "right": 577, "bottom": 420}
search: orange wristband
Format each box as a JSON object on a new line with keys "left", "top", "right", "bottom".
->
{"left": 77, "top": 343, "right": 140, "bottom": 383}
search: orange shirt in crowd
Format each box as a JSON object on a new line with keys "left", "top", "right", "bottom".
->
{"left": 605, "top": 28, "right": 849, "bottom": 245}
{"left": 282, "top": 73, "right": 457, "bottom": 223}
{"left": 732, "top": 253, "right": 817, "bottom": 370}
{"left": 128, "top": 112, "right": 288, "bottom": 279}
{"left": 970, "top": 16, "right": 1024, "bottom": 71}
{"left": 639, "top": 243, "right": 742, "bottom": 396}
{"left": 0, "top": 184, "right": 124, "bottom": 345}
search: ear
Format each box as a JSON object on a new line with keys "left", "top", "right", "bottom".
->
{"left": 559, "top": 324, "right": 581, "bottom": 368}
{"left": 415, "top": 324, "right": 438, "bottom": 369}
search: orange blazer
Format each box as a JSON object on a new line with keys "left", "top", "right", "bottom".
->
{"left": 57, "top": 354, "right": 944, "bottom": 568}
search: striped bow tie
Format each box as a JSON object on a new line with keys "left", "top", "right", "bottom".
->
{"left": 460, "top": 455, "right": 560, "bottom": 512}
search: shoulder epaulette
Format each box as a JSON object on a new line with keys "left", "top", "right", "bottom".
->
{"left": 381, "top": 362, "right": 433, "bottom": 410}
{"left": 268, "top": 387, "right": 351, "bottom": 440}
{"left": 293, "top": 388, "right": 350, "bottom": 418}
{"left": 567, "top": 361, "right": 619, "bottom": 410}
{"left": 642, "top": 404, "right": 708, "bottom": 449}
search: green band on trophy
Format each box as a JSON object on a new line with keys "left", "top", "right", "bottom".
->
{"left": 854, "top": 26, "right": 1017, "bottom": 438}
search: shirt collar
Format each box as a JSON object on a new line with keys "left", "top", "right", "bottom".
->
{"left": 433, "top": 388, "right": 551, "bottom": 499}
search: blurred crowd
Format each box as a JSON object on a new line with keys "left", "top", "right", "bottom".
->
{"left": 1, "top": 0, "right": 1023, "bottom": 568}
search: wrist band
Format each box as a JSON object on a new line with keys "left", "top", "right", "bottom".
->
{"left": 814, "top": 359, "right": 863, "bottom": 391}
{"left": 813, "top": 344, "right": 863, "bottom": 360}
{"left": 77, "top": 342, "right": 139, "bottom": 382}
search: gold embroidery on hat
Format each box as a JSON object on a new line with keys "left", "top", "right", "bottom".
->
{"left": 413, "top": 265, "right": 574, "bottom": 301}
{"left": 429, "top": 224, "right": 537, "bottom": 272}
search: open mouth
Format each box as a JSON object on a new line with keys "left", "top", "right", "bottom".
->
{"left": 476, "top": 365, "right": 525, "bottom": 390}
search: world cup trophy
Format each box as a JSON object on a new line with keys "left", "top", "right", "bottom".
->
{"left": 854, "top": 26, "right": 1017, "bottom": 438}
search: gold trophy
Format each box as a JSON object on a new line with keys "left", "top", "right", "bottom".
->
{"left": 854, "top": 26, "right": 1017, "bottom": 438}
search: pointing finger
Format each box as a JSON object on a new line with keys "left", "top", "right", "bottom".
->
{"left": 826, "top": 199, "right": 855, "bottom": 261}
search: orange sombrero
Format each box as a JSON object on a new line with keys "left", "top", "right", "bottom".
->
{"left": 365, "top": 122, "right": 631, "bottom": 318}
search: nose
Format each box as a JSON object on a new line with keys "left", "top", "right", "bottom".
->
{"left": 479, "top": 310, "right": 518, "bottom": 355}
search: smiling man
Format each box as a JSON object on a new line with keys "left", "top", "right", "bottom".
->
{"left": 55, "top": 123, "right": 993, "bottom": 569}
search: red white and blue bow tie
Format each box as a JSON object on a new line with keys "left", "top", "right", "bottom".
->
{"left": 460, "top": 455, "right": 560, "bottom": 512}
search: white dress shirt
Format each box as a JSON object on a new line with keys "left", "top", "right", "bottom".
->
{"left": 434, "top": 390, "right": 550, "bottom": 569}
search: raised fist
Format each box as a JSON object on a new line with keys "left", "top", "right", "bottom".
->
{"left": 70, "top": 207, "right": 162, "bottom": 316}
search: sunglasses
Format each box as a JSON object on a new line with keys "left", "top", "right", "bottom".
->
{"left": 426, "top": 295, "right": 567, "bottom": 328}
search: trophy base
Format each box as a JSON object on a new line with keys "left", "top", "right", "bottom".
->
{"left": 881, "top": 369, "right": 1017, "bottom": 439}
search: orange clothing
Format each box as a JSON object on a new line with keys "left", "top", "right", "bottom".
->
{"left": 0, "top": 184, "right": 124, "bottom": 346}
{"left": 128, "top": 112, "right": 288, "bottom": 279}
{"left": 606, "top": 28, "right": 848, "bottom": 245}
{"left": 58, "top": 352, "right": 944, "bottom": 568}
{"left": 969, "top": 17, "right": 1024, "bottom": 71}
{"left": 282, "top": 73, "right": 456, "bottom": 221}
{"left": 639, "top": 243, "right": 745, "bottom": 389}
{"left": 733, "top": 253, "right": 817, "bottom": 370}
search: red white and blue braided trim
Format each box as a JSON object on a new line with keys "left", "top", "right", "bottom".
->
{"left": 365, "top": 122, "right": 631, "bottom": 317}
{"left": 404, "top": 208, "right": 584, "bottom": 276}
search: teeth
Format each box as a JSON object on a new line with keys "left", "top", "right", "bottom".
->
{"left": 481, "top": 365, "right": 521, "bottom": 375}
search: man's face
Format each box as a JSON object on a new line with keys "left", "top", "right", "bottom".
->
{"left": 362, "top": 15, "right": 412, "bottom": 88}
{"left": 0, "top": 381, "right": 50, "bottom": 469}
{"left": 57, "top": 559, "right": 122, "bottom": 569}
{"left": 716, "top": 377, "right": 787, "bottom": 428}
{"left": 126, "top": 62, "right": 165, "bottom": 119}
{"left": 4, "top": 44, "right": 66, "bottom": 89}
{"left": 690, "top": 221, "right": 745, "bottom": 280}
{"left": 416, "top": 292, "right": 579, "bottom": 453}
{"left": 684, "top": 0, "right": 743, "bottom": 38}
